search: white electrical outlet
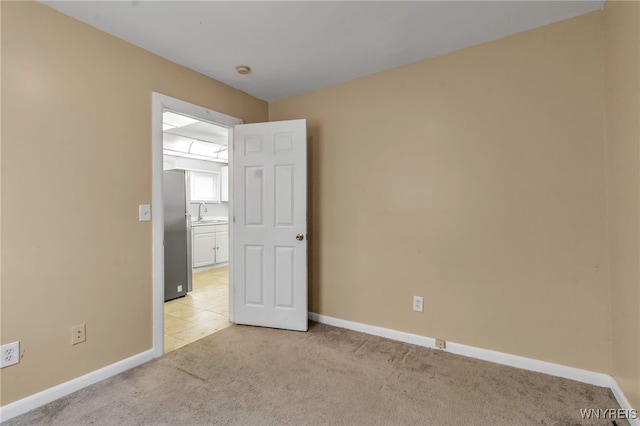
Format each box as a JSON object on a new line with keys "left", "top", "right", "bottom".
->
{"left": 413, "top": 296, "right": 424, "bottom": 312}
{"left": 177, "top": 285, "right": 183, "bottom": 292}
{"left": 1, "top": 341, "right": 20, "bottom": 368}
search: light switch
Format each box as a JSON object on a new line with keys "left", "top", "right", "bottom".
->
{"left": 139, "top": 204, "right": 151, "bottom": 221}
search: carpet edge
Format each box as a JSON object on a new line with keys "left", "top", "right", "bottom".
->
{"left": 308, "top": 312, "right": 638, "bottom": 425}
{"left": 0, "top": 349, "right": 155, "bottom": 423}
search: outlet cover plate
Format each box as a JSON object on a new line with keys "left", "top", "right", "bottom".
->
{"left": 72, "top": 324, "right": 86, "bottom": 345}
{"left": 138, "top": 204, "right": 151, "bottom": 221}
{"left": 1, "top": 341, "right": 20, "bottom": 368}
{"left": 413, "top": 296, "right": 424, "bottom": 312}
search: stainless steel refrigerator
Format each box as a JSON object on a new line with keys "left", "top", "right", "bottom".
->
{"left": 163, "top": 170, "right": 192, "bottom": 301}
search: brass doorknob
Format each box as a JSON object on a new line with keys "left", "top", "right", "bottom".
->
{"left": 296, "top": 233, "right": 304, "bottom": 241}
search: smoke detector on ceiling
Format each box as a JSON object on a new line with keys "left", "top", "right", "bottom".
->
{"left": 236, "top": 65, "right": 251, "bottom": 75}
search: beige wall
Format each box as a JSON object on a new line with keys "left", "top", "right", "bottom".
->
{"left": 2, "top": 0, "right": 638, "bottom": 412}
{"left": 604, "top": 1, "right": 640, "bottom": 409}
{"left": 271, "top": 12, "right": 613, "bottom": 374}
{"left": 0, "top": 1, "right": 267, "bottom": 404}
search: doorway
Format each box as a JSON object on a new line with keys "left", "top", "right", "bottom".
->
{"left": 152, "top": 93, "right": 242, "bottom": 357}
{"left": 163, "top": 110, "right": 230, "bottom": 352}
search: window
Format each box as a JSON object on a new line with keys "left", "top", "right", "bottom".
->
{"left": 190, "top": 171, "right": 220, "bottom": 203}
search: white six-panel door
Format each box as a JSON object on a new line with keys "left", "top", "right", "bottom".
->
{"left": 233, "top": 119, "right": 308, "bottom": 331}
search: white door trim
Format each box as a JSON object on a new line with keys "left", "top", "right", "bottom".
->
{"left": 151, "top": 92, "right": 242, "bottom": 358}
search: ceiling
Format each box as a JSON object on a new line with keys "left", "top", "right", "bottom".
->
{"left": 41, "top": 1, "right": 605, "bottom": 102}
{"left": 163, "top": 111, "right": 229, "bottom": 162}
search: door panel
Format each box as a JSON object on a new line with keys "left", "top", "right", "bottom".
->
{"left": 274, "top": 246, "right": 295, "bottom": 308}
{"left": 233, "top": 119, "right": 307, "bottom": 331}
{"left": 275, "top": 165, "right": 295, "bottom": 226}
{"left": 244, "top": 245, "right": 265, "bottom": 306}
{"left": 245, "top": 167, "right": 264, "bottom": 226}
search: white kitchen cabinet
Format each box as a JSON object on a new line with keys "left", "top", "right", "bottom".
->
{"left": 193, "top": 232, "right": 215, "bottom": 268}
{"left": 192, "top": 224, "right": 229, "bottom": 268}
{"left": 215, "top": 231, "right": 229, "bottom": 263}
{"left": 221, "top": 166, "right": 229, "bottom": 202}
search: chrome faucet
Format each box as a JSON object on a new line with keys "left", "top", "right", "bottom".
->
{"left": 198, "top": 202, "right": 208, "bottom": 221}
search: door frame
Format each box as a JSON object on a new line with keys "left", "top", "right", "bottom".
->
{"left": 151, "top": 92, "right": 242, "bottom": 358}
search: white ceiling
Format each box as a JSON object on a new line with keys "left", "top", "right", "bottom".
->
{"left": 163, "top": 111, "right": 229, "bottom": 162}
{"left": 41, "top": 1, "right": 605, "bottom": 102}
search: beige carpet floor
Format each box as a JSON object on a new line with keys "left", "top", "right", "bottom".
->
{"left": 4, "top": 322, "right": 625, "bottom": 426}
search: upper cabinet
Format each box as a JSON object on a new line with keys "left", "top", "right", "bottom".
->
{"left": 190, "top": 171, "right": 221, "bottom": 203}
{"left": 221, "top": 166, "right": 229, "bottom": 202}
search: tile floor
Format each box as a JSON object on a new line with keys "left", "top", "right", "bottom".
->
{"left": 164, "top": 266, "right": 230, "bottom": 352}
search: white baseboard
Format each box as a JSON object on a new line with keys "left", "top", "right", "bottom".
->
{"left": 309, "top": 312, "right": 639, "bottom": 425}
{"left": 192, "top": 262, "right": 228, "bottom": 273}
{"left": 609, "top": 379, "right": 640, "bottom": 426}
{"left": 2, "top": 318, "right": 637, "bottom": 425}
{"left": 0, "top": 349, "right": 154, "bottom": 423}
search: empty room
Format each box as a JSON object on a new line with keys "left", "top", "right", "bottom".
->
{"left": 1, "top": 1, "right": 639, "bottom": 424}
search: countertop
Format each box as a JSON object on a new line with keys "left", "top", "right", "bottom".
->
{"left": 191, "top": 217, "right": 228, "bottom": 226}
